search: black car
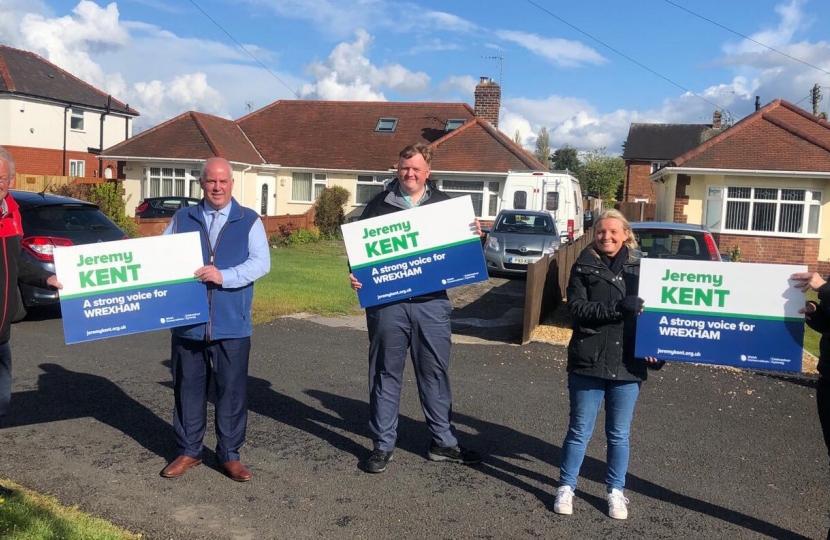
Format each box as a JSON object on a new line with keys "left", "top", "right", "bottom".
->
{"left": 13, "top": 190, "right": 127, "bottom": 321}
{"left": 135, "top": 196, "right": 200, "bottom": 218}
{"left": 630, "top": 221, "right": 726, "bottom": 261}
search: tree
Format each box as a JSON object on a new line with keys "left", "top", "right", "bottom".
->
{"left": 552, "top": 144, "right": 581, "bottom": 176}
{"left": 580, "top": 148, "right": 625, "bottom": 200}
{"left": 513, "top": 128, "right": 523, "bottom": 146}
{"left": 534, "top": 127, "right": 551, "bottom": 168}
{"left": 313, "top": 185, "right": 351, "bottom": 238}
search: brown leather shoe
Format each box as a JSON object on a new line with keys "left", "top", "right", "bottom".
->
{"left": 222, "top": 460, "right": 252, "bottom": 482}
{"left": 161, "top": 455, "right": 202, "bottom": 478}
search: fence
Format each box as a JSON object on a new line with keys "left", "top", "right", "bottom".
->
{"left": 521, "top": 226, "right": 595, "bottom": 344}
{"left": 135, "top": 210, "right": 315, "bottom": 238}
{"left": 615, "top": 201, "right": 656, "bottom": 222}
{"left": 14, "top": 174, "right": 104, "bottom": 193}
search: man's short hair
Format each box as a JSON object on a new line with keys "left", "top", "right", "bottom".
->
{"left": 0, "top": 145, "right": 15, "bottom": 177}
{"left": 399, "top": 143, "right": 433, "bottom": 167}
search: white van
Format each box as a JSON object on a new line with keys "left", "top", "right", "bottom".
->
{"left": 500, "top": 170, "right": 584, "bottom": 243}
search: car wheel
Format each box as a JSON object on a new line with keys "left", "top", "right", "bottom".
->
{"left": 12, "top": 286, "right": 27, "bottom": 323}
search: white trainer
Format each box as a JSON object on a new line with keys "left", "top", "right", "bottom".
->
{"left": 553, "top": 485, "right": 574, "bottom": 515}
{"left": 607, "top": 488, "right": 629, "bottom": 520}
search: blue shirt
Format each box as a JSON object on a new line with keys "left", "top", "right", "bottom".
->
{"left": 164, "top": 202, "right": 270, "bottom": 289}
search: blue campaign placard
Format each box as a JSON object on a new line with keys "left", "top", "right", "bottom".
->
{"left": 53, "top": 232, "right": 210, "bottom": 344}
{"left": 635, "top": 259, "right": 806, "bottom": 372}
{"left": 341, "top": 196, "right": 488, "bottom": 308}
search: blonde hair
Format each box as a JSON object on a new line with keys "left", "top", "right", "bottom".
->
{"left": 595, "top": 209, "right": 638, "bottom": 250}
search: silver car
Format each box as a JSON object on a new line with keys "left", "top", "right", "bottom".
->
{"left": 484, "top": 210, "right": 561, "bottom": 275}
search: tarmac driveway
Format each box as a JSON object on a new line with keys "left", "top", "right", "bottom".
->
{"left": 1, "top": 311, "right": 827, "bottom": 540}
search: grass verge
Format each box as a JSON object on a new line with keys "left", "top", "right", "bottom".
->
{"left": 253, "top": 240, "right": 361, "bottom": 323}
{"left": 0, "top": 480, "right": 140, "bottom": 540}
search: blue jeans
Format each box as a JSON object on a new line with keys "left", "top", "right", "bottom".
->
{"left": 559, "top": 373, "right": 641, "bottom": 491}
{"left": 0, "top": 341, "right": 11, "bottom": 419}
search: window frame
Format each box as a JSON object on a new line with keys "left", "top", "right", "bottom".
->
{"left": 70, "top": 108, "right": 85, "bottom": 131}
{"left": 438, "top": 178, "right": 499, "bottom": 219}
{"left": 68, "top": 159, "right": 85, "bottom": 178}
{"left": 291, "top": 171, "right": 329, "bottom": 203}
{"left": 375, "top": 118, "right": 399, "bottom": 133}
{"left": 146, "top": 166, "right": 200, "bottom": 198}
{"left": 705, "top": 184, "right": 822, "bottom": 237}
{"left": 355, "top": 175, "right": 390, "bottom": 206}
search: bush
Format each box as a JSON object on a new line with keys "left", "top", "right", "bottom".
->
{"left": 289, "top": 227, "right": 321, "bottom": 245}
{"left": 728, "top": 244, "right": 742, "bottom": 262}
{"left": 50, "top": 181, "right": 139, "bottom": 238}
{"left": 313, "top": 186, "right": 350, "bottom": 238}
{"left": 269, "top": 222, "right": 295, "bottom": 248}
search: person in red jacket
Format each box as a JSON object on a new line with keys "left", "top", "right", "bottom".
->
{"left": 0, "top": 146, "right": 61, "bottom": 422}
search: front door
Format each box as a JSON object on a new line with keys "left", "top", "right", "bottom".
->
{"left": 256, "top": 174, "right": 276, "bottom": 215}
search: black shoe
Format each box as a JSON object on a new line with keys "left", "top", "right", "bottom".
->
{"left": 364, "top": 449, "right": 393, "bottom": 473}
{"left": 427, "top": 443, "right": 482, "bottom": 464}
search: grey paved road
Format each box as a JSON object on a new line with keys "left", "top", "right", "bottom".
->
{"left": 1, "top": 313, "right": 827, "bottom": 540}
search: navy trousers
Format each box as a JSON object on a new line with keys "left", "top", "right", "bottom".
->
{"left": 0, "top": 341, "right": 11, "bottom": 419}
{"left": 170, "top": 335, "right": 250, "bottom": 463}
{"left": 366, "top": 296, "right": 457, "bottom": 452}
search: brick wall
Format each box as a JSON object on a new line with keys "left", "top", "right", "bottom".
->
{"left": 672, "top": 174, "right": 691, "bottom": 223}
{"left": 4, "top": 145, "right": 116, "bottom": 179}
{"left": 714, "top": 233, "right": 823, "bottom": 270}
{"left": 474, "top": 78, "right": 501, "bottom": 128}
{"left": 623, "top": 161, "right": 657, "bottom": 201}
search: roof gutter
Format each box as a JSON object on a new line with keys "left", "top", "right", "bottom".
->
{"left": 650, "top": 167, "right": 830, "bottom": 181}
{"left": 98, "top": 156, "right": 281, "bottom": 170}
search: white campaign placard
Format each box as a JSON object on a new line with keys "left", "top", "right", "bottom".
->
{"left": 341, "top": 196, "right": 488, "bottom": 307}
{"left": 53, "top": 232, "right": 209, "bottom": 344}
{"left": 636, "top": 259, "right": 806, "bottom": 372}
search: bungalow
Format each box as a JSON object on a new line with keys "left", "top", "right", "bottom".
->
{"left": 649, "top": 99, "right": 830, "bottom": 273}
{"left": 101, "top": 77, "right": 548, "bottom": 223}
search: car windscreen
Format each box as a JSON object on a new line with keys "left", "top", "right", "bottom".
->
{"left": 633, "top": 229, "right": 714, "bottom": 260}
{"left": 22, "top": 205, "right": 119, "bottom": 234}
{"left": 494, "top": 214, "right": 557, "bottom": 234}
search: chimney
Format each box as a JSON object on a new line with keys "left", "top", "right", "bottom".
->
{"left": 755, "top": 96, "right": 760, "bottom": 111}
{"left": 474, "top": 76, "right": 501, "bottom": 128}
{"left": 712, "top": 110, "right": 722, "bottom": 129}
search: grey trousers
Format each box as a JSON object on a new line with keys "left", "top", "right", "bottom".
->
{"left": 366, "top": 296, "right": 457, "bottom": 451}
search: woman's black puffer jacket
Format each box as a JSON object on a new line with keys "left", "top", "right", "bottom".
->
{"left": 566, "top": 244, "right": 651, "bottom": 382}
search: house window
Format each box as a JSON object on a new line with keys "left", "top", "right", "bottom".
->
{"left": 439, "top": 179, "right": 500, "bottom": 218}
{"left": 70, "top": 108, "right": 85, "bottom": 131}
{"left": 651, "top": 161, "right": 666, "bottom": 174}
{"left": 69, "top": 159, "right": 85, "bottom": 177}
{"left": 375, "top": 118, "right": 398, "bottom": 133}
{"left": 488, "top": 182, "right": 499, "bottom": 216}
{"left": 356, "top": 175, "right": 389, "bottom": 205}
{"left": 292, "top": 172, "right": 328, "bottom": 202}
{"left": 445, "top": 119, "right": 466, "bottom": 131}
{"left": 706, "top": 185, "right": 821, "bottom": 236}
{"left": 148, "top": 167, "right": 198, "bottom": 197}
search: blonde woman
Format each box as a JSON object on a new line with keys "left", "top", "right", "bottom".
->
{"left": 554, "top": 209, "right": 662, "bottom": 520}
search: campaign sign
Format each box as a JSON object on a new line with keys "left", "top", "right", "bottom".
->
{"left": 635, "top": 259, "right": 806, "bottom": 372}
{"left": 341, "top": 196, "right": 488, "bottom": 308}
{"left": 53, "top": 232, "right": 209, "bottom": 344}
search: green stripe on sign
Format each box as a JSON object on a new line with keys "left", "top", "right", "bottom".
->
{"left": 351, "top": 237, "right": 481, "bottom": 271}
{"left": 59, "top": 277, "right": 199, "bottom": 300}
{"left": 644, "top": 306, "right": 803, "bottom": 322}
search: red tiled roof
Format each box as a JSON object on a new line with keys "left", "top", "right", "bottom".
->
{"left": 0, "top": 45, "right": 138, "bottom": 115}
{"left": 673, "top": 100, "right": 830, "bottom": 171}
{"left": 103, "top": 111, "right": 264, "bottom": 164}
{"left": 105, "top": 99, "right": 546, "bottom": 174}
{"left": 430, "top": 119, "right": 547, "bottom": 172}
{"left": 238, "top": 100, "right": 479, "bottom": 171}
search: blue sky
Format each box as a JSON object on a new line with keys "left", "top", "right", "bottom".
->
{"left": 1, "top": 0, "right": 829, "bottom": 154}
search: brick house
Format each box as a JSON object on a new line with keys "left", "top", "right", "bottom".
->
{"left": 621, "top": 112, "right": 723, "bottom": 202}
{"left": 649, "top": 99, "right": 830, "bottom": 272}
{"left": 102, "top": 77, "right": 549, "bottom": 220}
{"left": 0, "top": 45, "right": 138, "bottom": 181}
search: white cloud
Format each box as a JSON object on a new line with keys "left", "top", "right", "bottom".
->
{"left": 239, "top": 0, "right": 390, "bottom": 39}
{"left": 19, "top": 1, "right": 128, "bottom": 89}
{"left": 300, "top": 30, "right": 430, "bottom": 100}
{"left": 438, "top": 75, "right": 479, "bottom": 96}
{"left": 423, "top": 11, "right": 477, "bottom": 33}
{"left": 723, "top": 0, "right": 807, "bottom": 55}
{"left": 496, "top": 30, "right": 606, "bottom": 67}
{"left": 0, "top": 0, "right": 48, "bottom": 45}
